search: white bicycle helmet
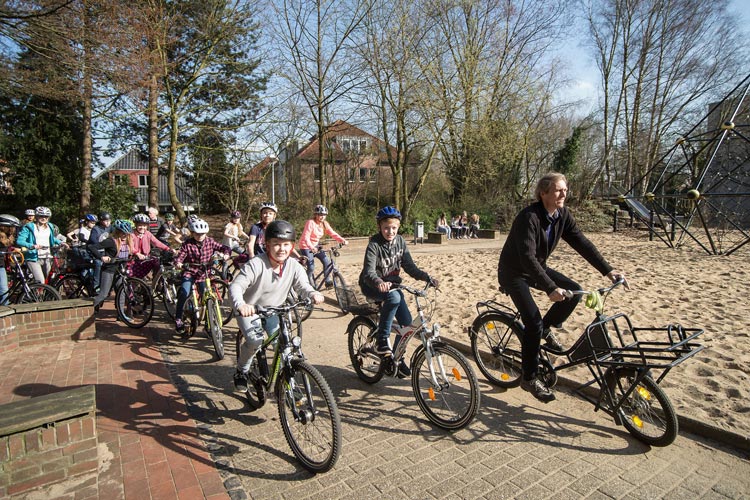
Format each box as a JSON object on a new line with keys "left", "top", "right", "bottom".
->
{"left": 188, "top": 218, "right": 210, "bottom": 234}
{"left": 24, "top": 209, "right": 35, "bottom": 217}
{"left": 133, "top": 213, "right": 150, "bottom": 224}
{"left": 314, "top": 204, "right": 328, "bottom": 215}
{"left": 35, "top": 206, "right": 52, "bottom": 217}
{"left": 259, "top": 202, "right": 278, "bottom": 214}
{"left": 0, "top": 214, "right": 20, "bottom": 227}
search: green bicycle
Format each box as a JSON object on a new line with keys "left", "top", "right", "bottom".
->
{"left": 180, "top": 262, "right": 229, "bottom": 360}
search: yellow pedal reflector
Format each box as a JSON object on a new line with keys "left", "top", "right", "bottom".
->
{"left": 500, "top": 373, "right": 509, "bottom": 381}
{"left": 452, "top": 368, "right": 462, "bottom": 381}
{"left": 428, "top": 388, "right": 436, "bottom": 400}
{"left": 637, "top": 386, "right": 651, "bottom": 400}
{"left": 632, "top": 415, "right": 643, "bottom": 428}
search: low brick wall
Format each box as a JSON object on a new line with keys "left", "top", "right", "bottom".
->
{"left": 0, "top": 386, "right": 97, "bottom": 498}
{"left": 0, "top": 299, "right": 95, "bottom": 353}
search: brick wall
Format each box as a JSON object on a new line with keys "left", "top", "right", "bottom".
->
{"left": 0, "top": 386, "right": 97, "bottom": 498}
{"left": 0, "top": 299, "right": 95, "bottom": 352}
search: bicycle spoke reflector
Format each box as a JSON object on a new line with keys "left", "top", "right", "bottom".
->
{"left": 452, "top": 367, "right": 462, "bottom": 381}
{"left": 428, "top": 388, "right": 436, "bottom": 401}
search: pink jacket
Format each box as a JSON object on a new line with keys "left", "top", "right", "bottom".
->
{"left": 132, "top": 231, "right": 170, "bottom": 256}
{"left": 298, "top": 219, "right": 345, "bottom": 250}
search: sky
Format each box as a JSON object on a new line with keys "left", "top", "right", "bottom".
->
{"left": 558, "top": 0, "right": 750, "bottom": 112}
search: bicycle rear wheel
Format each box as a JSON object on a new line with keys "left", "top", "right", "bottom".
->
{"left": 15, "top": 283, "right": 61, "bottom": 303}
{"left": 115, "top": 277, "right": 154, "bottom": 328}
{"left": 206, "top": 297, "right": 225, "bottom": 360}
{"left": 470, "top": 313, "right": 523, "bottom": 388}
{"left": 606, "top": 368, "right": 678, "bottom": 447}
{"left": 347, "top": 315, "right": 384, "bottom": 384}
{"left": 332, "top": 271, "right": 349, "bottom": 313}
{"left": 56, "top": 275, "right": 89, "bottom": 299}
{"left": 411, "top": 343, "right": 480, "bottom": 430}
{"left": 158, "top": 275, "right": 179, "bottom": 320}
{"left": 277, "top": 359, "right": 341, "bottom": 473}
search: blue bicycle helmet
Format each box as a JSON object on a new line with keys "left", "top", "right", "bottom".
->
{"left": 376, "top": 206, "right": 401, "bottom": 221}
{"left": 113, "top": 219, "right": 134, "bottom": 234}
{"left": 84, "top": 213, "right": 98, "bottom": 223}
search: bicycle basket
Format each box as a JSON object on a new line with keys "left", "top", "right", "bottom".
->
{"left": 569, "top": 321, "right": 613, "bottom": 363}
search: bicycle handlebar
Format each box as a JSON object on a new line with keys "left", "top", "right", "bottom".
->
{"left": 562, "top": 277, "right": 628, "bottom": 299}
{"left": 255, "top": 298, "right": 313, "bottom": 318}
{"left": 390, "top": 280, "right": 438, "bottom": 297}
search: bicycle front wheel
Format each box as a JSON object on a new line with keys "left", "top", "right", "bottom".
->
{"left": 606, "top": 368, "right": 678, "bottom": 447}
{"left": 56, "top": 275, "right": 88, "bottom": 299}
{"left": 347, "top": 316, "right": 384, "bottom": 384}
{"left": 16, "top": 283, "right": 62, "bottom": 303}
{"left": 115, "top": 277, "right": 154, "bottom": 328}
{"left": 159, "top": 275, "right": 179, "bottom": 321}
{"left": 206, "top": 297, "right": 225, "bottom": 360}
{"left": 411, "top": 343, "right": 480, "bottom": 430}
{"left": 332, "top": 272, "right": 349, "bottom": 313}
{"left": 277, "top": 359, "right": 341, "bottom": 473}
{"left": 470, "top": 313, "right": 523, "bottom": 388}
{"left": 211, "top": 279, "right": 234, "bottom": 326}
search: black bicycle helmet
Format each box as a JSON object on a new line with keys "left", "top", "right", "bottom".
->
{"left": 265, "top": 220, "right": 296, "bottom": 241}
{"left": 0, "top": 214, "right": 20, "bottom": 227}
{"left": 376, "top": 206, "right": 401, "bottom": 221}
{"left": 99, "top": 211, "right": 112, "bottom": 221}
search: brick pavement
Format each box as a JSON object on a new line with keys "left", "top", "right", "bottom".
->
{"left": 1, "top": 297, "right": 749, "bottom": 499}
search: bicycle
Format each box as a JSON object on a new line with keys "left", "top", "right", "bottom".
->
{"left": 179, "top": 262, "right": 230, "bottom": 360}
{"left": 293, "top": 243, "right": 350, "bottom": 321}
{"left": 0, "top": 251, "right": 61, "bottom": 304}
{"left": 151, "top": 252, "right": 181, "bottom": 320}
{"left": 346, "top": 282, "right": 480, "bottom": 430}
{"left": 469, "top": 279, "right": 704, "bottom": 446}
{"left": 236, "top": 298, "right": 341, "bottom": 473}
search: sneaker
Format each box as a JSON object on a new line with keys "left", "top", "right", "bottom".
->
{"left": 234, "top": 370, "right": 249, "bottom": 392}
{"left": 175, "top": 318, "right": 185, "bottom": 335}
{"left": 374, "top": 337, "right": 393, "bottom": 357}
{"left": 543, "top": 328, "right": 564, "bottom": 352}
{"left": 324, "top": 281, "right": 334, "bottom": 289}
{"left": 520, "top": 377, "right": 556, "bottom": 402}
{"left": 396, "top": 360, "right": 411, "bottom": 378}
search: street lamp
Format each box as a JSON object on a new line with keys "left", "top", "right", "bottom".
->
{"left": 268, "top": 154, "right": 277, "bottom": 204}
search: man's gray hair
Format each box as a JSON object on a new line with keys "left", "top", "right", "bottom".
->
{"left": 535, "top": 173, "right": 567, "bottom": 201}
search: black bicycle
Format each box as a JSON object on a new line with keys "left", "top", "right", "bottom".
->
{"left": 236, "top": 299, "right": 341, "bottom": 473}
{"left": 469, "top": 279, "right": 704, "bottom": 446}
{"left": 0, "top": 251, "right": 61, "bottom": 304}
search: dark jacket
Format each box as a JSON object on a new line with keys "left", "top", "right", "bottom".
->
{"left": 359, "top": 233, "right": 430, "bottom": 290}
{"left": 498, "top": 201, "right": 612, "bottom": 293}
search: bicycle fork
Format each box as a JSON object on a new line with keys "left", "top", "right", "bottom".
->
{"left": 422, "top": 342, "right": 455, "bottom": 400}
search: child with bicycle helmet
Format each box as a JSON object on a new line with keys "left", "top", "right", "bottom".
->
{"left": 89, "top": 219, "right": 135, "bottom": 311}
{"left": 130, "top": 213, "right": 173, "bottom": 279}
{"left": 16, "top": 206, "right": 66, "bottom": 284}
{"left": 359, "top": 206, "right": 438, "bottom": 377}
{"left": 222, "top": 210, "right": 249, "bottom": 251}
{"left": 0, "top": 214, "right": 21, "bottom": 305}
{"left": 156, "top": 212, "right": 181, "bottom": 246}
{"left": 173, "top": 218, "right": 231, "bottom": 336}
{"left": 248, "top": 202, "right": 277, "bottom": 258}
{"left": 229, "top": 219, "right": 324, "bottom": 391}
{"left": 298, "top": 204, "right": 348, "bottom": 287}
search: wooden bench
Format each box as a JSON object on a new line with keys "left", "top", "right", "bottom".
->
{"left": 477, "top": 229, "right": 500, "bottom": 239}
{"left": 426, "top": 231, "right": 446, "bottom": 244}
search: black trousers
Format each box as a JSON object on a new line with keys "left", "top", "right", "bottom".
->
{"left": 499, "top": 268, "right": 581, "bottom": 380}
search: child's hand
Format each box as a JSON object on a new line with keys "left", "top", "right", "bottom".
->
{"left": 237, "top": 303, "right": 255, "bottom": 317}
{"left": 310, "top": 292, "right": 324, "bottom": 305}
{"left": 377, "top": 281, "right": 391, "bottom": 293}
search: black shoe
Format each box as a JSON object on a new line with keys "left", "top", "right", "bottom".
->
{"left": 374, "top": 337, "right": 392, "bottom": 357}
{"left": 520, "top": 377, "right": 556, "bottom": 402}
{"left": 543, "top": 328, "right": 564, "bottom": 352}
{"left": 324, "top": 281, "right": 334, "bottom": 289}
{"left": 234, "top": 370, "right": 249, "bottom": 392}
{"left": 175, "top": 318, "right": 186, "bottom": 336}
{"left": 396, "top": 360, "right": 411, "bottom": 378}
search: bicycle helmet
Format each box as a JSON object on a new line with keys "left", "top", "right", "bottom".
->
{"left": 84, "top": 213, "right": 98, "bottom": 223}
{"left": 35, "top": 206, "right": 52, "bottom": 217}
{"left": 0, "top": 214, "right": 20, "bottom": 227}
{"left": 133, "top": 213, "right": 150, "bottom": 224}
{"left": 188, "top": 218, "right": 210, "bottom": 234}
{"left": 230, "top": 210, "right": 241, "bottom": 219}
{"left": 259, "top": 202, "right": 277, "bottom": 214}
{"left": 164, "top": 212, "right": 175, "bottom": 221}
{"left": 113, "top": 219, "right": 133, "bottom": 234}
{"left": 376, "top": 206, "right": 401, "bottom": 221}
{"left": 99, "top": 211, "right": 112, "bottom": 221}
{"left": 314, "top": 204, "right": 328, "bottom": 215}
{"left": 24, "top": 209, "right": 35, "bottom": 217}
{"left": 186, "top": 214, "right": 199, "bottom": 222}
{"left": 264, "top": 220, "right": 296, "bottom": 241}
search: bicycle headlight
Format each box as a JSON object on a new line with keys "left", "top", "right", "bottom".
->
{"left": 292, "top": 336, "right": 302, "bottom": 348}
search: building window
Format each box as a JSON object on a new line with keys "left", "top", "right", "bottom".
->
{"left": 348, "top": 167, "right": 375, "bottom": 183}
{"left": 113, "top": 174, "right": 129, "bottom": 185}
{"left": 314, "top": 166, "right": 321, "bottom": 182}
{"left": 138, "top": 175, "right": 148, "bottom": 187}
{"left": 339, "top": 136, "right": 368, "bottom": 155}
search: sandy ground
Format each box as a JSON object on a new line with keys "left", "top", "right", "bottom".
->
{"left": 329, "top": 229, "right": 750, "bottom": 438}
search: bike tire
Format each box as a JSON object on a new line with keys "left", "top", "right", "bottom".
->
{"left": 347, "top": 315, "right": 385, "bottom": 384}
{"left": 159, "top": 276, "right": 178, "bottom": 321}
{"left": 411, "top": 342, "right": 480, "bottom": 430}
{"left": 115, "top": 277, "right": 154, "bottom": 329}
{"left": 15, "top": 283, "right": 62, "bottom": 303}
{"left": 606, "top": 368, "right": 678, "bottom": 447}
{"left": 288, "top": 289, "right": 312, "bottom": 322}
{"left": 211, "top": 279, "right": 234, "bottom": 326}
{"left": 206, "top": 298, "right": 225, "bottom": 360}
{"left": 277, "top": 358, "right": 341, "bottom": 473}
{"left": 236, "top": 334, "right": 267, "bottom": 410}
{"left": 56, "top": 275, "right": 89, "bottom": 299}
{"left": 332, "top": 272, "right": 349, "bottom": 313}
{"left": 470, "top": 313, "right": 524, "bottom": 388}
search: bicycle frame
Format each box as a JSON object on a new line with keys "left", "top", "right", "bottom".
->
{"left": 187, "top": 268, "right": 223, "bottom": 326}
{"left": 308, "top": 244, "right": 343, "bottom": 289}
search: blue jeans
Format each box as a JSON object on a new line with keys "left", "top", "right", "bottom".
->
{"left": 361, "top": 283, "right": 412, "bottom": 341}
{"left": 175, "top": 276, "right": 205, "bottom": 321}
{"left": 0, "top": 267, "right": 8, "bottom": 305}
{"left": 300, "top": 248, "right": 331, "bottom": 286}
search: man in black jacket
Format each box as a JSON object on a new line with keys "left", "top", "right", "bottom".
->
{"left": 498, "top": 173, "right": 626, "bottom": 402}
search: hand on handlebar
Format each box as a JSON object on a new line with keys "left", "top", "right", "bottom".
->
{"left": 607, "top": 271, "right": 629, "bottom": 290}
{"left": 428, "top": 277, "right": 440, "bottom": 289}
{"left": 237, "top": 303, "right": 255, "bottom": 317}
{"left": 548, "top": 288, "right": 567, "bottom": 302}
{"left": 310, "top": 292, "right": 324, "bottom": 305}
